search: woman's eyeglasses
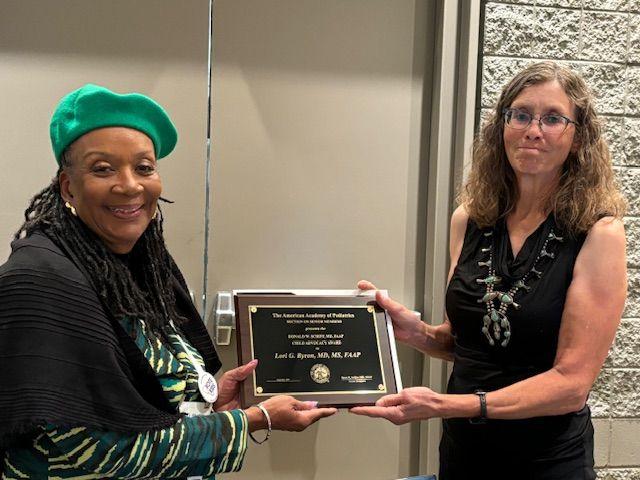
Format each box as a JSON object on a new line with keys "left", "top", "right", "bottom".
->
{"left": 503, "top": 108, "right": 577, "bottom": 135}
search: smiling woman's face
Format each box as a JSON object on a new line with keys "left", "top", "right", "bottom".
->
{"left": 59, "top": 127, "right": 162, "bottom": 254}
{"left": 503, "top": 80, "right": 577, "bottom": 183}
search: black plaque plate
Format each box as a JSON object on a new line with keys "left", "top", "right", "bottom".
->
{"left": 234, "top": 293, "right": 400, "bottom": 408}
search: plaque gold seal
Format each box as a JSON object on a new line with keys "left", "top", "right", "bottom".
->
{"left": 310, "top": 363, "right": 330, "bottom": 384}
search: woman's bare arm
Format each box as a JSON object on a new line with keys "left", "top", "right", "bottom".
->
{"left": 352, "top": 217, "right": 626, "bottom": 423}
{"left": 439, "top": 217, "right": 627, "bottom": 419}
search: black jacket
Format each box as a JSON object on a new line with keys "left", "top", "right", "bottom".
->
{"left": 0, "top": 231, "right": 221, "bottom": 448}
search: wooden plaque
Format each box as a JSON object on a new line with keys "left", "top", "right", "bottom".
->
{"left": 234, "top": 291, "right": 402, "bottom": 408}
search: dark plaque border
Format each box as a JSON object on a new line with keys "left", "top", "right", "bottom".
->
{"left": 234, "top": 293, "right": 400, "bottom": 408}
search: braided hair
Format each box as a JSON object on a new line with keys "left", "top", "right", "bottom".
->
{"left": 15, "top": 153, "right": 184, "bottom": 331}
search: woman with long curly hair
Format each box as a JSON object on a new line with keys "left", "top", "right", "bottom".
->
{"left": 0, "top": 84, "right": 335, "bottom": 479}
{"left": 352, "top": 61, "right": 627, "bottom": 479}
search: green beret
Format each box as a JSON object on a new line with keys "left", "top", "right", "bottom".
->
{"left": 50, "top": 84, "right": 178, "bottom": 165}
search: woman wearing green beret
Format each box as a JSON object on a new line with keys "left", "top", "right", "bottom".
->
{"left": 0, "top": 84, "right": 336, "bottom": 479}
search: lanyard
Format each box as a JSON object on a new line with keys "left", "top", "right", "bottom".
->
{"left": 170, "top": 320, "right": 219, "bottom": 405}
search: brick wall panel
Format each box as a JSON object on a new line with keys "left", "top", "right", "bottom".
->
{"left": 478, "top": 107, "right": 493, "bottom": 130}
{"left": 590, "top": 367, "right": 613, "bottom": 417}
{"left": 580, "top": 12, "right": 628, "bottom": 62}
{"left": 480, "top": 1, "right": 639, "bottom": 474}
{"left": 610, "top": 419, "right": 640, "bottom": 465}
{"left": 611, "top": 369, "right": 640, "bottom": 416}
{"left": 626, "top": 67, "right": 640, "bottom": 115}
{"left": 612, "top": 319, "right": 640, "bottom": 367}
{"left": 579, "top": 63, "right": 626, "bottom": 114}
{"left": 617, "top": 168, "right": 640, "bottom": 216}
{"left": 484, "top": 4, "right": 535, "bottom": 56}
{"left": 625, "top": 218, "right": 640, "bottom": 267}
{"left": 533, "top": 7, "right": 580, "bottom": 58}
{"left": 536, "top": 0, "right": 583, "bottom": 8}
{"left": 597, "top": 469, "right": 640, "bottom": 480}
{"left": 625, "top": 268, "right": 640, "bottom": 317}
{"left": 624, "top": 118, "right": 640, "bottom": 166}
{"left": 629, "top": 13, "right": 640, "bottom": 63}
{"left": 588, "top": 0, "right": 632, "bottom": 11}
{"left": 602, "top": 116, "right": 626, "bottom": 165}
{"left": 593, "top": 418, "right": 611, "bottom": 467}
{"left": 481, "top": 56, "right": 530, "bottom": 108}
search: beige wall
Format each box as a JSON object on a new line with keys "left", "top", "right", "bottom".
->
{"left": 0, "top": 1, "right": 440, "bottom": 478}
{"left": 208, "top": 0, "right": 426, "bottom": 301}
{"left": 209, "top": 1, "right": 432, "bottom": 478}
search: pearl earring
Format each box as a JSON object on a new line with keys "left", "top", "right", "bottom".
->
{"left": 64, "top": 201, "right": 77, "bottom": 217}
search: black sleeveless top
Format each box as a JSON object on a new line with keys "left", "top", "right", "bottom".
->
{"left": 443, "top": 214, "right": 591, "bottom": 456}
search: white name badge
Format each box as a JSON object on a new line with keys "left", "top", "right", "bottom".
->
{"left": 198, "top": 371, "right": 219, "bottom": 404}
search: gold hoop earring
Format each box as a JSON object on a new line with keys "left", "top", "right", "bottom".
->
{"left": 64, "top": 201, "right": 77, "bottom": 217}
{"left": 152, "top": 208, "right": 158, "bottom": 220}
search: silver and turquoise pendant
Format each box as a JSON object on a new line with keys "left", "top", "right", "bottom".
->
{"left": 477, "top": 229, "right": 562, "bottom": 347}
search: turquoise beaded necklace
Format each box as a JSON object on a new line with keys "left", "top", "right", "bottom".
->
{"left": 477, "top": 228, "right": 563, "bottom": 347}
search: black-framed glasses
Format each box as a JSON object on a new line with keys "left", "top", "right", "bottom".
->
{"left": 503, "top": 107, "right": 577, "bottom": 135}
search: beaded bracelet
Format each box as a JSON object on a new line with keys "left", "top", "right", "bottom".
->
{"left": 249, "top": 403, "right": 272, "bottom": 444}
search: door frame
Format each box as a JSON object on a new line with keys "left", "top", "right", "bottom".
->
{"left": 419, "top": 0, "right": 481, "bottom": 474}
